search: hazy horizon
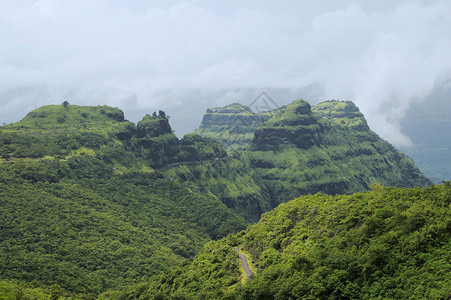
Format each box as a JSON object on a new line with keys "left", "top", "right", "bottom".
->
{"left": 1, "top": 0, "right": 450, "bottom": 147}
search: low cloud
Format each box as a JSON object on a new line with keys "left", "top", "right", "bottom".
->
{"left": 0, "top": 0, "right": 450, "bottom": 145}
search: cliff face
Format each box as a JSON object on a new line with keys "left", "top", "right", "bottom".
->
{"left": 250, "top": 99, "right": 322, "bottom": 151}
{"left": 194, "top": 103, "right": 274, "bottom": 151}
{"left": 195, "top": 99, "right": 431, "bottom": 208}
{"left": 132, "top": 114, "right": 180, "bottom": 168}
{"left": 246, "top": 99, "right": 431, "bottom": 205}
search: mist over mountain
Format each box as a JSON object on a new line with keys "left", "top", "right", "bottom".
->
{"left": 399, "top": 88, "right": 451, "bottom": 183}
{"left": 1, "top": 1, "right": 448, "bottom": 299}
{"left": 1, "top": 1, "right": 450, "bottom": 150}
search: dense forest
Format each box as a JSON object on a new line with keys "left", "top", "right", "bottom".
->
{"left": 0, "top": 104, "right": 247, "bottom": 297}
{"left": 142, "top": 183, "right": 451, "bottom": 299}
{"left": 0, "top": 100, "right": 442, "bottom": 299}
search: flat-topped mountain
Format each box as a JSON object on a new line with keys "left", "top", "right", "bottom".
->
{"left": 194, "top": 103, "right": 277, "bottom": 151}
{"left": 4, "top": 104, "right": 129, "bottom": 132}
{"left": 249, "top": 99, "right": 321, "bottom": 150}
{"left": 312, "top": 99, "right": 369, "bottom": 129}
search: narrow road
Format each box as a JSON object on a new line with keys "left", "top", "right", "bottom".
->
{"left": 235, "top": 246, "right": 253, "bottom": 279}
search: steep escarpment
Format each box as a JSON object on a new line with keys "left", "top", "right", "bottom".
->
{"left": 194, "top": 103, "right": 275, "bottom": 151}
{"left": 193, "top": 99, "right": 431, "bottom": 210}
{"left": 163, "top": 152, "right": 271, "bottom": 222}
{"left": 245, "top": 99, "right": 431, "bottom": 206}
{"left": 312, "top": 99, "right": 370, "bottom": 129}
{"left": 131, "top": 112, "right": 180, "bottom": 168}
{"left": 249, "top": 99, "right": 322, "bottom": 150}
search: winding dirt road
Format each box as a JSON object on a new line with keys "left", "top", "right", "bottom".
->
{"left": 235, "top": 246, "right": 253, "bottom": 279}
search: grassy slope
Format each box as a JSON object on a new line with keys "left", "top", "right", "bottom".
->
{"left": 142, "top": 183, "right": 451, "bottom": 299}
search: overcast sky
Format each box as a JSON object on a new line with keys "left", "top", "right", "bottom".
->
{"left": 1, "top": 0, "right": 450, "bottom": 146}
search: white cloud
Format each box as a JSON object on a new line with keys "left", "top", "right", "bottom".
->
{"left": 0, "top": 0, "right": 450, "bottom": 145}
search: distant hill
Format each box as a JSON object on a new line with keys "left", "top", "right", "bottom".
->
{"left": 141, "top": 183, "right": 451, "bottom": 299}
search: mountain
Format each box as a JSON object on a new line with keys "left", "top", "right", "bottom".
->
{"left": 0, "top": 104, "right": 247, "bottom": 297}
{"left": 141, "top": 183, "right": 451, "bottom": 299}
{"left": 0, "top": 100, "right": 434, "bottom": 298}
{"left": 196, "top": 99, "right": 431, "bottom": 208}
{"left": 193, "top": 103, "right": 278, "bottom": 151}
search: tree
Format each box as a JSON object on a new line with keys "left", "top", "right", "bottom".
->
{"left": 62, "top": 101, "right": 69, "bottom": 108}
{"left": 158, "top": 110, "right": 166, "bottom": 118}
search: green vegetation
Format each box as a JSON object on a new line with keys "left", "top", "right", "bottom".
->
{"left": 312, "top": 99, "right": 368, "bottom": 128}
{"left": 194, "top": 103, "right": 277, "bottom": 151}
{"left": 0, "top": 279, "right": 77, "bottom": 300}
{"left": 0, "top": 159, "right": 247, "bottom": 296}
{"left": 130, "top": 113, "right": 180, "bottom": 168}
{"left": 178, "top": 133, "right": 227, "bottom": 162}
{"left": 0, "top": 100, "right": 437, "bottom": 298}
{"left": 164, "top": 153, "right": 271, "bottom": 222}
{"left": 0, "top": 105, "right": 248, "bottom": 297}
{"left": 246, "top": 99, "right": 431, "bottom": 206}
{"left": 1, "top": 104, "right": 130, "bottom": 135}
{"left": 142, "top": 183, "right": 451, "bottom": 299}
{"left": 194, "top": 99, "right": 431, "bottom": 212}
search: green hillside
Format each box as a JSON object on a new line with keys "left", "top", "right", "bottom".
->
{"left": 142, "top": 183, "right": 451, "bottom": 299}
{"left": 247, "top": 99, "right": 431, "bottom": 206}
{"left": 195, "top": 99, "right": 431, "bottom": 208}
{"left": 0, "top": 103, "right": 247, "bottom": 297}
{"left": 186, "top": 99, "right": 432, "bottom": 221}
{"left": 163, "top": 152, "right": 271, "bottom": 222}
{"left": 0, "top": 100, "right": 436, "bottom": 298}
